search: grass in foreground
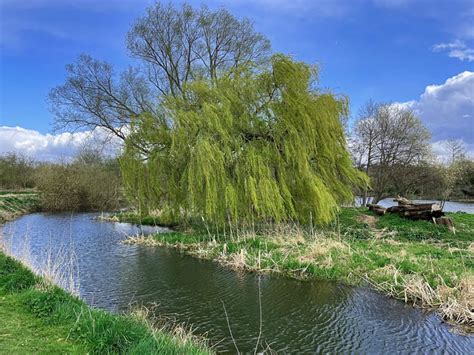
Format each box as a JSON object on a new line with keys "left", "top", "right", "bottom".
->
{"left": 0, "top": 293, "right": 87, "bottom": 353}
{"left": 0, "top": 252, "right": 212, "bottom": 354}
{"left": 123, "top": 208, "right": 474, "bottom": 331}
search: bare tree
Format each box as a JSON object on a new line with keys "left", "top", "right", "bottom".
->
{"left": 350, "top": 100, "right": 379, "bottom": 205}
{"left": 0, "top": 153, "right": 35, "bottom": 189}
{"left": 445, "top": 138, "right": 466, "bottom": 164}
{"left": 49, "top": 2, "right": 271, "bottom": 145}
{"left": 351, "top": 102, "right": 431, "bottom": 203}
{"left": 127, "top": 3, "right": 270, "bottom": 96}
{"left": 49, "top": 55, "right": 155, "bottom": 145}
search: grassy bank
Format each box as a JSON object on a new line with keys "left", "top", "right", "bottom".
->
{"left": 0, "top": 192, "right": 212, "bottom": 354}
{"left": 0, "top": 251, "right": 212, "bottom": 354}
{"left": 0, "top": 190, "right": 40, "bottom": 224}
{"left": 122, "top": 208, "right": 474, "bottom": 330}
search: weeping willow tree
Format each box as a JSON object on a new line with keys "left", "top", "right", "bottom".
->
{"left": 121, "top": 55, "right": 367, "bottom": 225}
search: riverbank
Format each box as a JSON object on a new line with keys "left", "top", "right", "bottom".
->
{"left": 0, "top": 192, "right": 212, "bottom": 354}
{"left": 121, "top": 208, "right": 474, "bottom": 331}
{"left": 0, "top": 191, "right": 40, "bottom": 224}
{"left": 0, "top": 251, "right": 211, "bottom": 354}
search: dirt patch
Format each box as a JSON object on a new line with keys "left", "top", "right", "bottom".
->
{"left": 357, "top": 214, "right": 386, "bottom": 239}
{"left": 357, "top": 214, "right": 378, "bottom": 228}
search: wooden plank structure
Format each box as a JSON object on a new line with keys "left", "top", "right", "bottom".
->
{"left": 366, "top": 203, "right": 387, "bottom": 216}
{"left": 367, "top": 196, "right": 455, "bottom": 232}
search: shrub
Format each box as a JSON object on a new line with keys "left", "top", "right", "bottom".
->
{"left": 35, "top": 158, "right": 122, "bottom": 212}
{"left": 0, "top": 152, "right": 35, "bottom": 189}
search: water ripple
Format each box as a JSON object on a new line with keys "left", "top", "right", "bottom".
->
{"left": 1, "top": 213, "right": 472, "bottom": 353}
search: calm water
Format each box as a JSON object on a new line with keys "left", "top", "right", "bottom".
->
{"left": 355, "top": 198, "right": 474, "bottom": 213}
{"left": 1, "top": 213, "right": 472, "bottom": 353}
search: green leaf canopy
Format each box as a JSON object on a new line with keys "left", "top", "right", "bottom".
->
{"left": 121, "top": 55, "right": 367, "bottom": 225}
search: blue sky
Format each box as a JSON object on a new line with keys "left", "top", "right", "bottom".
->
{"left": 0, "top": 0, "right": 473, "bottom": 160}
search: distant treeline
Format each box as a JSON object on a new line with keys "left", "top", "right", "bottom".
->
{"left": 355, "top": 160, "right": 474, "bottom": 203}
{"left": 350, "top": 101, "right": 474, "bottom": 204}
{"left": 2, "top": 1, "right": 473, "bottom": 217}
{"left": 1, "top": 147, "right": 472, "bottom": 216}
{"left": 0, "top": 150, "right": 122, "bottom": 211}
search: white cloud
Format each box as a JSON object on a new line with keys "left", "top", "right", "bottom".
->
{"left": 415, "top": 71, "right": 473, "bottom": 141}
{"left": 431, "top": 139, "right": 474, "bottom": 163}
{"left": 433, "top": 40, "right": 474, "bottom": 62}
{"left": 0, "top": 126, "right": 121, "bottom": 161}
{"left": 397, "top": 71, "right": 474, "bottom": 158}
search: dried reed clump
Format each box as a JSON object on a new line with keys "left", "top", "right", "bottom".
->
{"left": 311, "top": 238, "right": 348, "bottom": 256}
{"left": 130, "top": 304, "right": 209, "bottom": 349}
{"left": 403, "top": 275, "right": 440, "bottom": 307}
{"left": 123, "top": 234, "right": 159, "bottom": 246}
{"left": 262, "top": 223, "right": 307, "bottom": 246}
{"left": 373, "top": 270, "right": 473, "bottom": 330}
{"left": 218, "top": 249, "right": 248, "bottom": 270}
{"left": 96, "top": 214, "right": 120, "bottom": 222}
{"left": 297, "top": 238, "right": 348, "bottom": 267}
{"left": 468, "top": 243, "right": 474, "bottom": 253}
{"left": 439, "top": 276, "right": 474, "bottom": 327}
{"left": 370, "top": 264, "right": 400, "bottom": 280}
{"left": 0, "top": 211, "right": 15, "bottom": 224}
{"left": 123, "top": 234, "right": 213, "bottom": 260}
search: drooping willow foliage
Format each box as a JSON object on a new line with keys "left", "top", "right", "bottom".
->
{"left": 121, "top": 55, "right": 368, "bottom": 225}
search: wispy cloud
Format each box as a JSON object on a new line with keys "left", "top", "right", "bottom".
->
{"left": 229, "top": 0, "right": 351, "bottom": 18}
{"left": 230, "top": 0, "right": 413, "bottom": 17}
{"left": 0, "top": 0, "right": 149, "bottom": 51}
{"left": 0, "top": 18, "right": 71, "bottom": 48}
{"left": 433, "top": 40, "right": 474, "bottom": 62}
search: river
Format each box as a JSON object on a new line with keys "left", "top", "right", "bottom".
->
{"left": 355, "top": 198, "right": 474, "bottom": 213}
{"left": 1, "top": 213, "right": 472, "bottom": 353}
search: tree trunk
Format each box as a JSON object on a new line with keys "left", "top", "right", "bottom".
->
{"left": 362, "top": 190, "right": 368, "bottom": 206}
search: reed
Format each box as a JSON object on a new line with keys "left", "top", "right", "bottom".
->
{"left": 122, "top": 208, "right": 474, "bottom": 331}
{"left": 0, "top": 251, "right": 212, "bottom": 354}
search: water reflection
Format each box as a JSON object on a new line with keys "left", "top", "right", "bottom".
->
{"left": 1, "top": 213, "right": 472, "bottom": 353}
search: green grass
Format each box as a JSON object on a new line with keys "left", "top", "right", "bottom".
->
{"left": 0, "top": 294, "right": 87, "bottom": 354}
{"left": 112, "top": 212, "right": 179, "bottom": 228}
{"left": 123, "top": 207, "right": 474, "bottom": 329}
{"left": 148, "top": 227, "right": 471, "bottom": 287}
{"left": 374, "top": 211, "right": 473, "bottom": 245}
{"left": 0, "top": 252, "right": 212, "bottom": 354}
{"left": 0, "top": 191, "right": 40, "bottom": 224}
{"left": 0, "top": 189, "right": 37, "bottom": 195}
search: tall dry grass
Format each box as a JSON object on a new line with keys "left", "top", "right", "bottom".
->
{"left": 123, "top": 220, "right": 473, "bottom": 331}
{"left": 0, "top": 225, "right": 80, "bottom": 295}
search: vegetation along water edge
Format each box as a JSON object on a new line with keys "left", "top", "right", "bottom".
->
{"left": 0, "top": 193, "right": 212, "bottom": 354}
{"left": 117, "top": 207, "right": 474, "bottom": 332}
